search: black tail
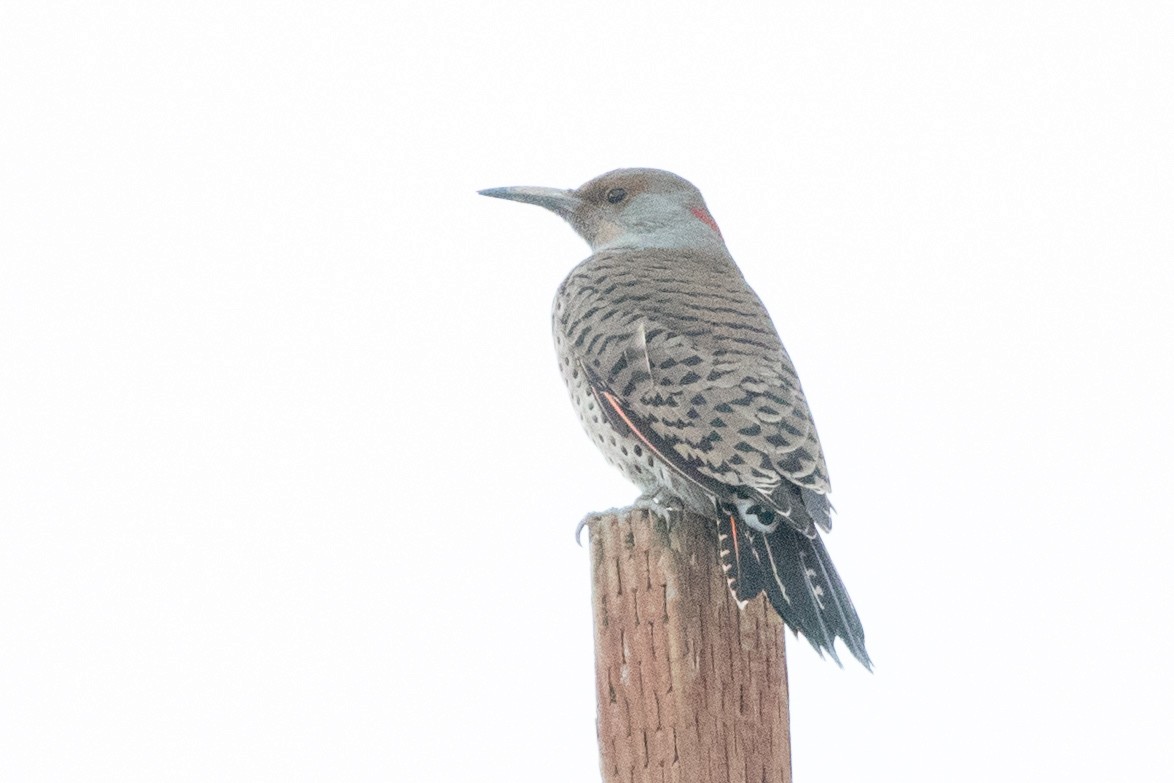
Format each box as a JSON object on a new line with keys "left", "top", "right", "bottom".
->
{"left": 717, "top": 502, "right": 872, "bottom": 669}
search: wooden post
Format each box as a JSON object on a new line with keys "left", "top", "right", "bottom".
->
{"left": 588, "top": 508, "right": 792, "bottom": 783}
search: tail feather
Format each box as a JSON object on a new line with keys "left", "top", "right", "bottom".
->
{"left": 717, "top": 510, "right": 766, "bottom": 607}
{"left": 717, "top": 501, "right": 871, "bottom": 669}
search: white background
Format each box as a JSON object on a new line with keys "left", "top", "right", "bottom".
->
{"left": 3, "top": 2, "right": 1173, "bottom": 780}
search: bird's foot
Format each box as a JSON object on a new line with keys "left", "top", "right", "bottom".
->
{"left": 574, "top": 492, "right": 685, "bottom": 545}
{"left": 574, "top": 507, "right": 627, "bottom": 546}
{"left": 632, "top": 489, "right": 685, "bottom": 526}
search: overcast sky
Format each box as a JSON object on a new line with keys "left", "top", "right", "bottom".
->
{"left": 3, "top": 3, "right": 1173, "bottom": 781}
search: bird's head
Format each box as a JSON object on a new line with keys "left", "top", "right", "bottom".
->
{"left": 480, "top": 168, "right": 725, "bottom": 253}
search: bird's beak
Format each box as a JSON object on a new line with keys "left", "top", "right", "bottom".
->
{"left": 478, "top": 185, "right": 584, "bottom": 222}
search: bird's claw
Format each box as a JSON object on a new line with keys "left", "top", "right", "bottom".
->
{"left": 633, "top": 489, "right": 683, "bottom": 519}
{"left": 575, "top": 509, "right": 624, "bottom": 545}
{"left": 574, "top": 514, "right": 595, "bottom": 546}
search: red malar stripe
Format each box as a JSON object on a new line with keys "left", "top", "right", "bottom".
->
{"left": 689, "top": 206, "right": 722, "bottom": 236}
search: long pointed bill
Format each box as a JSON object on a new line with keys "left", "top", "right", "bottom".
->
{"left": 477, "top": 185, "right": 584, "bottom": 221}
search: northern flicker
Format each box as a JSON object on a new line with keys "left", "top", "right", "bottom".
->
{"left": 480, "top": 168, "right": 870, "bottom": 668}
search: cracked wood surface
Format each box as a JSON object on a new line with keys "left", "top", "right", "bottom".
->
{"left": 589, "top": 509, "right": 791, "bottom": 783}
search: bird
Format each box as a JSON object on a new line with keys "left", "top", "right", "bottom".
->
{"left": 479, "top": 168, "right": 870, "bottom": 668}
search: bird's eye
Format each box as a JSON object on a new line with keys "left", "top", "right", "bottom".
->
{"left": 606, "top": 188, "right": 627, "bottom": 204}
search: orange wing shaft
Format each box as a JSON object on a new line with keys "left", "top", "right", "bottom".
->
{"left": 599, "top": 390, "right": 677, "bottom": 468}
